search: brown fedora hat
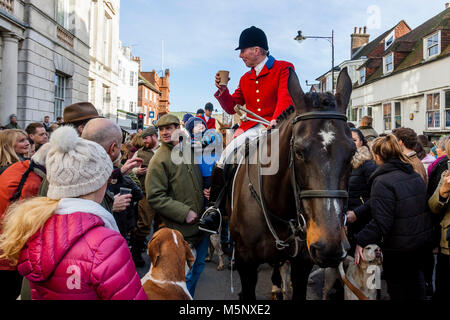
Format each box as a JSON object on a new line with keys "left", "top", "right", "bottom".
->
{"left": 63, "top": 102, "right": 102, "bottom": 124}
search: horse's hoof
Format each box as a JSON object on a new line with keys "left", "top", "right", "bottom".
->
{"left": 205, "top": 257, "right": 212, "bottom": 263}
{"left": 217, "top": 264, "right": 224, "bottom": 271}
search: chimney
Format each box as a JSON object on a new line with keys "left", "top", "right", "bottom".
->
{"left": 351, "top": 26, "right": 370, "bottom": 58}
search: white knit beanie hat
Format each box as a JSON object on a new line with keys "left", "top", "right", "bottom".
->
{"left": 46, "top": 126, "right": 113, "bottom": 200}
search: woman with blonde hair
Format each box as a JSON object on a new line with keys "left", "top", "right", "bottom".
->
{"left": 354, "top": 134, "right": 432, "bottom": 300}
{"left": 0, "top": 129, "right": 30, "bottom": 175}
{"left": 0, "top": 126, "right": 147, "bottom": 300}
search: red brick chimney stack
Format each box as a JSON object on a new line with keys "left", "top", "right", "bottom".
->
{"left": 351, "top": 26, "right": 370, "bottom": 58}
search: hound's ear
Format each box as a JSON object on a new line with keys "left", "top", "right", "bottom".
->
{"left": 183, "top": 240, "right": 195, "bottom": 269}
{"left": 228, "top": 121, "right": 232, "bottom": 128}
{"left": 335, "top": 67, "right": 352, "bottom": 114}
{"left": 287, "top": 67, "right": 306, "bottom": 113}
{"left": 148, "top": 236, "right": 161, "bottom": 267}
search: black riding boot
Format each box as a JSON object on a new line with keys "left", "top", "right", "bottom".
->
{"left": 199, "top": 166, "right": 225, "bottom": 234}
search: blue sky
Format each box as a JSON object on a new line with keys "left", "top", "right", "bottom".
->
{"left": 120, "top": 0, "right": 446, "bottom": 113}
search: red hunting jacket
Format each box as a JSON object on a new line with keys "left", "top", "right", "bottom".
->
{"left": 214, "top": 56, "right": 294, "bottom": 136}
{"left": 198, "top": 115, "right": 216, "bottom": 130}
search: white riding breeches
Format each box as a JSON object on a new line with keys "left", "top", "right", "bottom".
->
{"left": 216, "top": 124, "right": 264, "bottom": 168}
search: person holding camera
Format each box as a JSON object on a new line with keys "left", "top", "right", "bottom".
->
{"left": 428, "top": 140, "right": 450, "bottom": 300}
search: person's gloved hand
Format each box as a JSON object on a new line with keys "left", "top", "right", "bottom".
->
{"left": 202, "top": 130, "right": 221, "bottom": 147}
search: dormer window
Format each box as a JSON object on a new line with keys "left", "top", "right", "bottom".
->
{"left": 424, "top": 31, "right": 440, "bottom": 60}
{"left": 359, "top": 68, "right": 366, "bottom": 84}
{"left": 383, "top": 53, "right": 394, "bottom": 74}
{"left": 384, "top": 30, "right": 395, "bottom": 50}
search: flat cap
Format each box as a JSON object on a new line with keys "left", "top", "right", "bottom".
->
{"left": 142, "top": 126, "right": 158, "bottom": 138}
{"left": 155, "top": 114, "right": 180, "bottom": 128}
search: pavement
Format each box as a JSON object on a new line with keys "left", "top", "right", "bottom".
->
{"left": 136, "top": 250, "right": 275, "bottom": 300}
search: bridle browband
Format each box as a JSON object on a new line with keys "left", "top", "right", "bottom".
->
{"left": 246, "top": 109, "right": 349, "bottom": 258}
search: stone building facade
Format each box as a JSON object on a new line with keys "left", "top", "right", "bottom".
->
{"left": 0, "top": 0, "right": 90, "bottom": 128}
{"left": 87, "top": 0, "right": 120, "bottom": 121}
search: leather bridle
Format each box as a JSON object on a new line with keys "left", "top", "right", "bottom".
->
{"left": 290, "top": 111, "right": 349, "bottom": 227}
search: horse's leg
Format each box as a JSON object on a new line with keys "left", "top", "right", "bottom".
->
{"left": 291, "top": 258, "right": 314, "bottom": 300}
{"left": 235, "top": 254, "right": 258, "bottom": 300}
{"left": 271, "top": 263, "right": 283, "bottom": 300}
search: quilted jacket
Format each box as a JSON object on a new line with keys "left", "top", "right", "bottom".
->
{"left": 17, "top": 201, "right": 147, "bottom": 300}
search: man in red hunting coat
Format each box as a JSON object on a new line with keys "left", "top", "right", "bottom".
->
{"left": 199, "top": 26, "right": 295, "bottom": 234}
{"left": 198, "top": 102, "right": 217, "bottom": 130}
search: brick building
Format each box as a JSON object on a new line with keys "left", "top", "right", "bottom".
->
{"left": 140, "top": 69, "right": 170, "bottom": 123}
{"left": 138, "top": 71, "right": 161, "bottom": 127}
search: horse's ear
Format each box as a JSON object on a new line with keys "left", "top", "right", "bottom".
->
{"left": 287, "top": 67, "right": 306, "bottom": 113}
{"left": 335, "top": 67, "right": 352, "bottom": 114}
{"left": 217, "top": 119, "right": 223, "bottom": 128}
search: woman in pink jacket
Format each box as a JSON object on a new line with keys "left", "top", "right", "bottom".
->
{"left": 0, "top": 126, "right": 147, "bottom": 300}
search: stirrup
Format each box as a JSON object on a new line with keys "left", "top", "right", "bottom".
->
{"left": 198, "top": 206, "right": 222, "bottom": 235}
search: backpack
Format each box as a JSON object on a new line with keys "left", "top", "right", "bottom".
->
{"left": 0, "top": 160, "right": 45, "bottom": 217}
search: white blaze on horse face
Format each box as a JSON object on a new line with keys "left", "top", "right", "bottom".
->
{"left": 319, "top": 129, "right": 335, "bottom": 150}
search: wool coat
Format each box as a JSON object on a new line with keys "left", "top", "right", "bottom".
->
{"left": 146, "top": 141, "right": 204, "bottom": 245}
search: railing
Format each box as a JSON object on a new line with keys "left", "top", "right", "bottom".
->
{"left": 57, "top": 25, "right": 74, "bottom": 47}
{"left": 0, "top": 0, "right": 14, "bottom": 14}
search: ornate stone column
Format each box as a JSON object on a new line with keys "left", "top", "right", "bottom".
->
{"left": 0, "top": 32, "right": 20, "bottom": 126}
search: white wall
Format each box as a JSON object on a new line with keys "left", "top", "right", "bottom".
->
{"left": 351, "top": 56, "right": 450, "bottom": 135}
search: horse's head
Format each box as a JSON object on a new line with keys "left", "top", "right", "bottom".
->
{"left": 287, "top": 67, "right": 355, "bottom": 268}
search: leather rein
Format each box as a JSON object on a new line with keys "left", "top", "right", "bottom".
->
{"left": 246, "top": 111, "right": 349, "bottom": 258}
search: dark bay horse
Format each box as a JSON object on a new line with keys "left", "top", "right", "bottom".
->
{"left": 228, "top": 67, "right": 355, "bottom": 300}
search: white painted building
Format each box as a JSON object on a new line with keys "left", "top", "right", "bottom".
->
{"left": 88, "top": 0, "right": 120, "bottom": 121}
{"left": 0, "top": 0, "right": 91, "bottom": 127}
{"left": 117, "top": 42, "right": 139, "bottom": 129}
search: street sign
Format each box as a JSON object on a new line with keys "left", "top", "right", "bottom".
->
{"left": 149, "top": 111, "right": 155, "bottom": 119}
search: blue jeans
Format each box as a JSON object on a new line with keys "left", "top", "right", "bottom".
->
{"left": 186, "top": 234, "right": 209, "bottom": 297}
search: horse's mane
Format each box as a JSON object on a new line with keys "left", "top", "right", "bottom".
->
{"left": 276, "top": 92, "right": 339, "bottom": 128}
{"left": 276, "top": 105, "right": 295, "bottom": 124}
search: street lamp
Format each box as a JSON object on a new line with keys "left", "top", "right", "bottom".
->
{"left": 295, "top": 30, "right": 335, "bottom": 92}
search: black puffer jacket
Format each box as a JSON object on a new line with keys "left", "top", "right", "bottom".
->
{"left": 355, "top": 158, "right": 433, "bottom": 252}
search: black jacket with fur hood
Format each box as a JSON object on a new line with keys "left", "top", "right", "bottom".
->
{"left": 348, "top": 146, "right": 376, "bottom": 212}
{"left": 347, "top": 146, "right": 377, "bottom": 243}
{"left": 355, "top": 158, "right": 433, "bottom": 252}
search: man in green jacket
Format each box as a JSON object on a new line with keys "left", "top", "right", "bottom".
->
{"left": 146, "top": 114, "right": 208, "bottom": 297}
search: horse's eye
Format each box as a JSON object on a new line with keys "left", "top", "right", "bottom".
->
{"left": 295, "top": 150, "right": 305, "bottom": 161}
